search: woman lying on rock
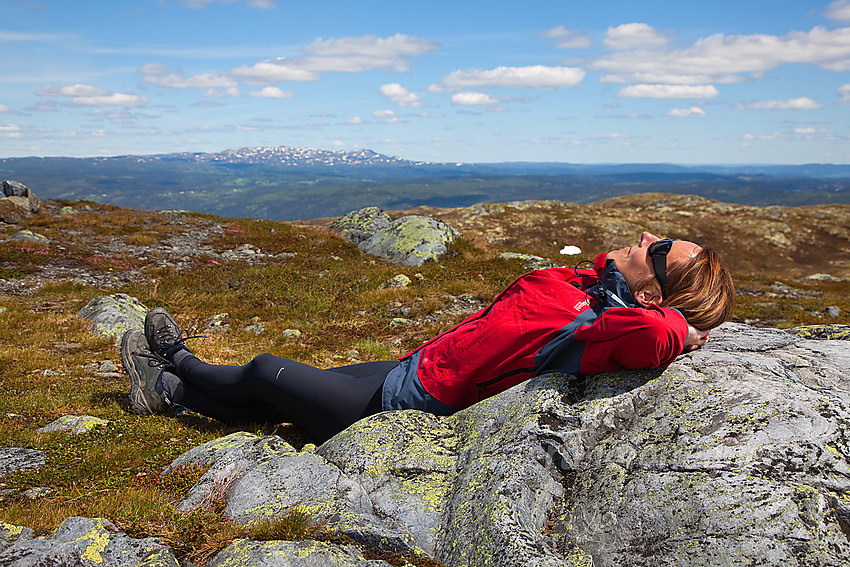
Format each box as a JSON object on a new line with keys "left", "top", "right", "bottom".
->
{"left": 121, "top": 232, "right": 734, "bottom": 443}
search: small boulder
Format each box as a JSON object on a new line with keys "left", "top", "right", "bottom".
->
{"left": 0, "top": 181, "right": 40, "bottom": 223}
{"left": 380, "top": 274, "right": 412, "bottom": 289}
{"left": 9, "top": 230, "right": 49, "bottom": 246}
{"left": 0, "top": 198, "right": 31, "bottom": 224}
{"left": 328, "top": 206, "right": 392, "bottom": 245}
{"left": 77, "top": 293, "right": 147, "bottom": 339}
{"left": 205, "top": 313, "right": 230, "bottom": 332}
{"left": 282, "top": 329, "right": 302, "bottom": 340}
{"left": 358, "top": 215, "right": 460, "bottom": 267}
{"left": 0, "top": 517, "right": 179, "bottom": 566}
{"left": 37, "top": 415, "right": 109, "bottom": 435}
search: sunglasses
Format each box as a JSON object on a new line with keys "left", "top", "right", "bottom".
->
{"left": 647, "top": 238, "right": 673, "bottom": 298}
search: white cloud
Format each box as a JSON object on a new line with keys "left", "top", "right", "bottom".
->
{"left": 347, "top": 116, "right": 363, "bottom": 125}
{"left": 451, "top": 92, "right": 499, "bottom": 106}
{"left": 178, "top": 0, "right": 277, "bottom": 8}
{"left": 741, "top": 97, "right": 823, "bottom": 109}
{"left": 232, "top": 34, "right": 440, "bottom": 85}
{"left": 300, "top": 33, "right": 441, "bottom": 73}
{"left": 37, "top": 84, "right": 148, "bottom": 107}
{"left": 795, "top": 127, "right": 817, "bottom": 134}
{"left": 604, "top": 23, "right": 668, "bottom": 50}
{"left": 590, "top": 26, "right": 850, "bottom": 84}
{"left": 839, "top": 83, "right": 850, "bottom": 104}
{"left": 826, "top": 0, "right": 850, "bottom": 21}
{"left": 249, "top": 86, "right": 293, "bottom": 98}
{"left": 380, "top": 83, "right": 423, "bottom": 107}
{"left": 231, "top": 58, "right": 320, "bottom": 84}
{"left": 373, "top": 109, "right": 403, "bottom": 123}
{"left": 600, "top": 72, "right": 741, "bottom": 85}
{"left": 0, "top": 104, "right": 10, "bottom": 113}
{"left": 143, "top": 71, "right": 237, "bottom": 89}
{"left": 38, "top": 84, "right": 109, "bottom": 97}
{"left": 666, "top": 106, "right": 706, "bottom": 117}
{"left": 1, "top": 124, "right": 21, "bottom": 132}
{"left": 136, "top": 63, "right": 171, "bottom": 76}
{"left": 543, "top": 26, "right": 592, "bottom": 49}
{"left": 618, "top": 84, "right": 719, "bottom": 99}
{"left": 204, "top": 86, "right": 240, "bottom": 97}
{"left": 432, "top": 65, "right": 585, "bottom": 91}
{"left": 71, "top": 93, "right": 149, "bottom": 107}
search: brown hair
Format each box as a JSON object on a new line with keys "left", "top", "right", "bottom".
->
{"left": 661, "top": 247, "right": 735, "bottom": 330}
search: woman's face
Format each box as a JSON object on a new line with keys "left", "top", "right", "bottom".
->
{"left": 607, "top": 232, "right": 701, "bottom": 300}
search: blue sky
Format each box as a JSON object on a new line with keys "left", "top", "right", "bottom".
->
{"left": 2, "top": 0, "right": 850, "bottom": 164}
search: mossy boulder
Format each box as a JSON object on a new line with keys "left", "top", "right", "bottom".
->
{"left": 77, "top": 293, "right": 147, "bottom": 339}
{"left": 328, "top": 206, "right": 392, "bottom": 245}
{"left": 358, "top": 215, "right": 460, "bottom": 266}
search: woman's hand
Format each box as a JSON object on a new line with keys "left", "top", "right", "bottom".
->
{"left": 684, "top": 325, "right": 710, "bottom": 351}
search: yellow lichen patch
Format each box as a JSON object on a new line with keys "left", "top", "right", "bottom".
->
{"left": 72, "top": 520, "right": 112, "bottom": 563}
{"left": 0, "top": 522, "right": 26, "bottom": 537}
{"left": 825, "top": 445, "right": 845, "bottom": 459}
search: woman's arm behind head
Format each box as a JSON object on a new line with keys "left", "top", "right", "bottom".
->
{"left": 663, "top": 246, "right": 735, "bottom": 331}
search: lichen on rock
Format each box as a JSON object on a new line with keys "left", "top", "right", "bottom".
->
{"left": 357, "top": 215, "right": 460, "bottom": 266}
{"left": 77, "top": 293, "right": 148, "bottom": 338}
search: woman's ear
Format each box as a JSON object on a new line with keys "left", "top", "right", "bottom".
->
{"left": 634, "top": 285, "right": 663, "bottom": 308}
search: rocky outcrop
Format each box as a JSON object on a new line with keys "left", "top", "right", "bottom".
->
{"left": 5, "top": 323, "right": 850, "bottom": 566}
{"left": 177, "top": 324, "right": 850, "bottom": 565}
{"left": 1, "top": 181, "right": 40, "bottom": 224}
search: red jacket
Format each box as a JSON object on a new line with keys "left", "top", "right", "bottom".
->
{"left": 388, "top": 253, "right": 689, "bottom": 412}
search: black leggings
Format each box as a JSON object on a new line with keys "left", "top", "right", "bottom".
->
{"left": 164, "top": 349, "right": 398, "bottom": 443}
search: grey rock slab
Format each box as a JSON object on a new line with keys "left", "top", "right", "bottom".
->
{"left": 542, "top": 323, "right": 850, "bottom": 566}
{"left": 318, "top": 410, "right": 458, "bottom": 556}
{"left": 172, "top": 432, "right": 421, "bottom": 555}
{"left": 0, "top": 522, "right": 34, "bottom": 552}
{"left": 207, "top": 539, "right": 392, "bottom": 567}
{"left": 0, "top": 447, "right": 46, "bottom": 478}
{"left": 0, "top": 517, "right": 178, "bottom": 567}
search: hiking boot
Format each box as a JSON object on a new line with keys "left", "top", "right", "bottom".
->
{"left": 144, "top": 307, "right": 189, "bottom": 362}
{"left": 120, "top": 329, "right": 167, "bottom": 415}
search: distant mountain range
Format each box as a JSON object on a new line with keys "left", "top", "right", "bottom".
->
{"left": 2, "top": 146, "right": 849, "bottom": 220}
